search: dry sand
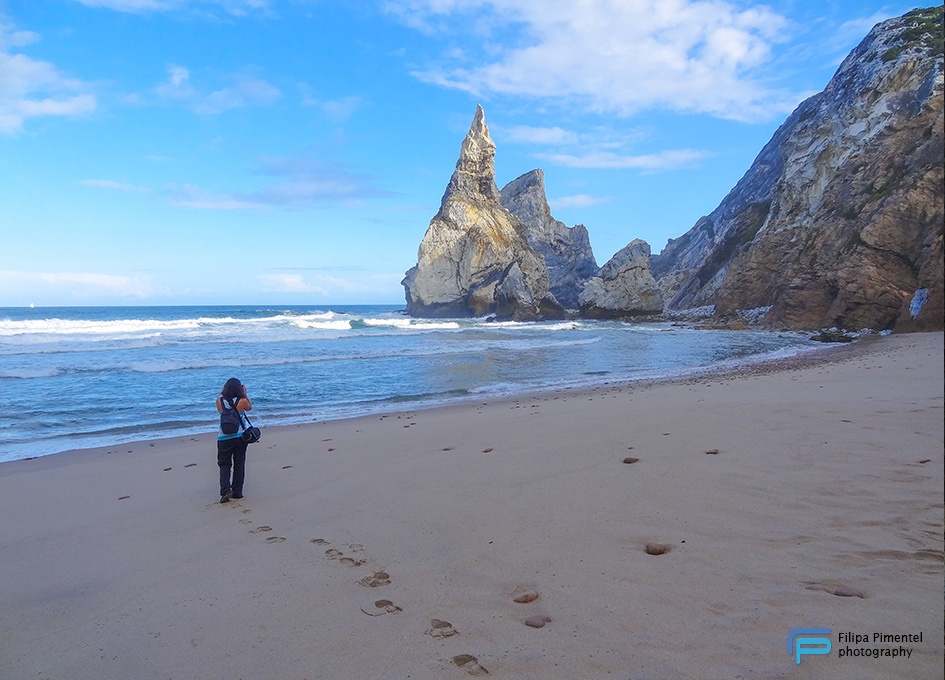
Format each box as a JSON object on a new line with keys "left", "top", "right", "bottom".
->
{"left": 1, "top": 332, "right": 942, "bottom": 680}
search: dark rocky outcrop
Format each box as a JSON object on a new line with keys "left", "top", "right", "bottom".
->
{"left": 579, "top": 239, "right": 664, "bottom": 318}
{"left": 500, "top": 169, "right": 598, "bottom": 309}
{"left": 653, "top": 6, "right": 944, "bottom": 331}
{"left": 402, "top": 106, "right": 564, "bottom": 320}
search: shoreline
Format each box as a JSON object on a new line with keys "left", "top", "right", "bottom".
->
{"left": 2, "top": 332, "right": 941, "bottom": 679}
{"left": 3, "top": 332, "right": 875, "bottom": 466}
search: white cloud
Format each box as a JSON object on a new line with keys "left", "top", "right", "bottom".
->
{"left": 154, "top": 64, "right": 280, "bottom": 114}
{"left": 255, "top": 272, "right": 404, "bottom": 297}
{"left": 80, "top": 179, "right": 152, "bottom": 193}
{"left": 549, "top": 194, "right": 609, "bottom": 209}
{"left": 256, "top": 274, "right": 326, "bottom": 294}
{"left": 501, "top": 123, "right": 693, "bottom": 173}
{"left": 167, "top": 65, "right": 190, "bottom": 88}
{"left": 73, "top": 0, "right": 174, "bottom": 10}
{"left": 0, "top": 22, "right": 97, "bottom": 134}
{"left": 0, "top": 269, "right": 153, "bottom": 299}
{"left": 299, "top": 86, "right": 366, "bottom": 122}
{"left": 196, "top": 75, "right": 281, "bottom": 114}
{"left": 538, "top": 148, "right": 710, "bottom": 171}
{"left": 70, "top": 0, "right": 273, "bottom": 15}
{"left": 502, "top": 125, "right": 578, "bottom": 145}
{"left": 0, "top": 24, "right": 39, "bottom": 49}
{"left": 167, "top": 183, "right": 263, "bottom": 210}
{"left": 166, "top": 154, "right": 391, "bottom": 210}
{"left": 388, "top": 0, "right": 800, "bottom": 121}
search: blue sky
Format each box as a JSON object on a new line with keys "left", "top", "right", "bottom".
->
{"left": 0, "top": 0, "right": 922, "bottom": 306}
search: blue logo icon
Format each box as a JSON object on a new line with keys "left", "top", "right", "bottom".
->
{"left": 788, "top": 628, "right": 831, "bottom": 664}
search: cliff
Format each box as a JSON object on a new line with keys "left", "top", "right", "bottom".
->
{"left": 653, "top": 6, "right": 944, "bottom": 331}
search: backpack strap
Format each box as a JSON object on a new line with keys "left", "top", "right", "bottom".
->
{"left": 224, "top": 396, "right": 245, "bottom": 430}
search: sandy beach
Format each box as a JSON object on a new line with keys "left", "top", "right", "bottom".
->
{"left": 1, "top": 332, "right": 942, "bottom": 680}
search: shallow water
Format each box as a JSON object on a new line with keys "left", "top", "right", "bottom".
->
{"left": 0, "top": 305, "right": 822, "bottom": 461}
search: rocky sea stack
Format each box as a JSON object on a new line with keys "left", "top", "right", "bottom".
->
{"left": 579, "top": 239, "right": 664, "bottom": 319}
{"left": 499, "top": 169, "right": 598, "bottom": 310}
{"left": 402, "top": 106, "right": 565, "bottom": 320}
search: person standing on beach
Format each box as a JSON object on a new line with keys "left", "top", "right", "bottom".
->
{"left": 216, "top": 377, "right": 252, "bottom": 503}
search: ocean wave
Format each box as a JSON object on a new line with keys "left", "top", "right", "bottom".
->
{"left": 0, "top": 367, "right": 60, "bottom": 379}
{"left": 362, "top": 318, "right": 462, "bottom": 330}
{"left": 0, "top": 317, "right": 203, "bottom": 337}
{"left": 474, "top": 320, "right": 583, "bottom": 331}
{"left": 374, "top": 388, "right": 473, "bottom": 404}
{"left": 0, "top": 311, "right": 596, "bottom": 348}
{"left": 468, "top": 381, "right": 532, "bottom": 395}
{"left": 288, "top": 319, "right": 353, "bottom": 330}
{"left": 0, "top": 311, "right": 348, "bottom": 338}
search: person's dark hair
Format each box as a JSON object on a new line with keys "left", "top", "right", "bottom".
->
{"left": 221, "top": 377, "right": 243, "bottom": 403}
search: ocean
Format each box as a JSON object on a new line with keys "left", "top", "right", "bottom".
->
{"left": 0, "top": 305, "right": 824, "bottom": 462}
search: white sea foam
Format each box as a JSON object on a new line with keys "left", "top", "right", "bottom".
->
{"left": 289, "top": 319, "right": 353, "bottom": 330}
{"left": 0, "top": 311, "right": 349, "bottom": 338}
{"left": 0, "top": 317, "right": 201, "bottom": 336}
{"left": 363, "top": 318, "right": 461, "bottom": 330}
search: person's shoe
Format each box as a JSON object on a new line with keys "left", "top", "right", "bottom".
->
{"left": 232, "top": 494, "right": 243, "bottom": 499}
{"left": 220, "top": 491, "right": 233, "bottom": 503}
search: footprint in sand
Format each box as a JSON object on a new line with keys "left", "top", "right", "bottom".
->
{"left": 348, "top": 544, "right": 363, "bottom": 552}
{"left": 426, "top": 619, "right": 458, "bottom": 638}
{"left": 512, "top": 591, "right": 539, "bottom": 604}
{"left": 451, "top": 654, "right": 488, "bottom": 676}
{"left": 325, "top": 548, "right": 343, "bottom": 558}
{"left": 804, "top": 582, "right": 866, "bottom": 598}
{"left": 358, "top": 571, "right": 391, "bottom": 587}
{"left": 622, "top": 457, "right": 640, "bottom": 464}
{"left": 645, "top": 543, "right": 671, "bottom": 555}
{"left": 524, "top": 614, "right": 552, "bottom": 628}
{"left": 266, "top": 536, "right": 286, "bottom": 544}
{"left": 339, "top": 556, "right": 367, "bottom": 567}
{"left": 239, "top": 518, "right": 253, "bottom": 525}
{"left": 310, "top": 538, "right": 329, "bottom": 545}
{"left": 360, "top": 599, "right": 403, "bottom": 616}
{"left": 250, "top": 526, "right": 273, "bottom": 534}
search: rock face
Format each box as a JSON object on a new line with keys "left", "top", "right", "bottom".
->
{"left": 652, "top": 7, "right": 944, "bottom": 331}
{"left": 402, "top": 106, "right": 564, "bottom": 320}
{"left": 579, "top": 239, "right": 664, "bottom": 318}
{"left": 500, "top": 170, "right": 598, "bottom": 309}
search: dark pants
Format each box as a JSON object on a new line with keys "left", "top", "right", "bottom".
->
{"left": 217, "top": 437, "right": 248, "bottom": 497}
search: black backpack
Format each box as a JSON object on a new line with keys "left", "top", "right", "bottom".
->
{"left": 220, "top": 398, "right": 242, "bottom": 435}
